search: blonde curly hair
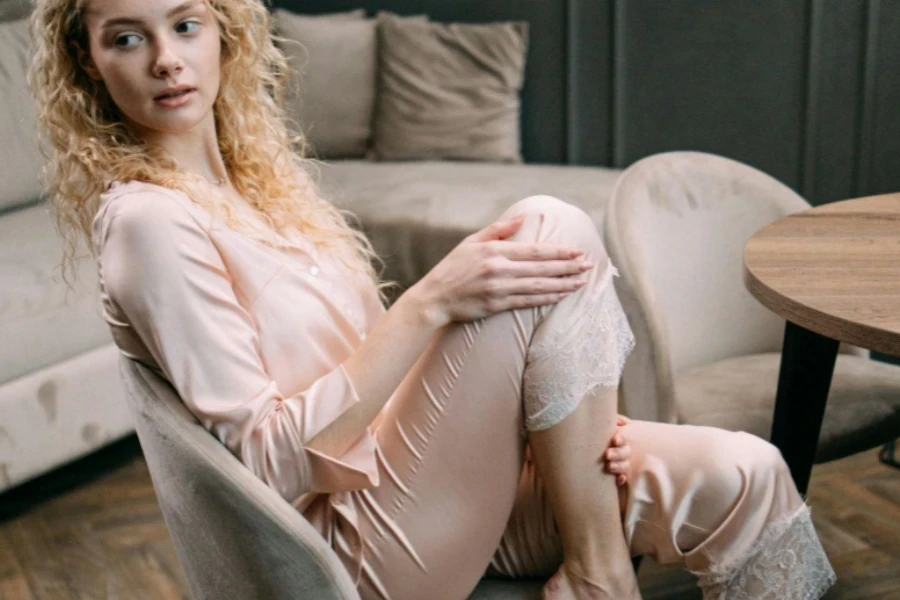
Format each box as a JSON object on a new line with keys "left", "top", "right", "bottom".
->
{"left": 27, "top": 0, "right": 390, "bottom": 301}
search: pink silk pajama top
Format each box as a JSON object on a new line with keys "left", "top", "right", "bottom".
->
{"left": 92, "top": 180, "right": 390, "bottom": 573}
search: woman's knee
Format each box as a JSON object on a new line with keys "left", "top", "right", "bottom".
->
{"left": 697, "top": 431, "right": 797, "bottom": 515}
{"left": 733, "top": 432, "right": 790, "bottom": 480}
{"left": 501, "top": 195, "right": 607, "bottom": 260}
{"left": 502, "top": 195, "right": 587, "bottom": 225}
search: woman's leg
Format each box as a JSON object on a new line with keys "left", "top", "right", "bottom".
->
{"left": 620, "top": 422, "right": 835, "bottom": 600}
{"left": 520, "top": 196, "right": 642, "bottom": 599}
{"left": 343, "top": 196, "right": 634, "bottom": 600}
{"left": 486, "top": 421, "right": 837, "bottom": 600}
{"left": 529, "top": 386, "right": 640, "bottom": 599}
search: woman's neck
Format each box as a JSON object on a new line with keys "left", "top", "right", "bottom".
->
{"left": 139, "top": 114, "right": 228, "bottom": 184}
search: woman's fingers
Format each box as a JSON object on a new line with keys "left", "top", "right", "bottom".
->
{"left": 491, "top": 276, "right": 588, "bottom": 298}
{"left": 606, "top": 429, "right": 631, "bottom": 485}
{"left": 606, "top": 462, "right": 629, "bottom": 474}
{"left": 493, "top": 240, "right": 586, "bottom": 261}
{"left": 609, "top": 459, "right": 630, "bottom": 487}
{"left": 606, "top": 457, "right": 631, "bottom": 476}
{"left": 469, "top": 215, "right": 526, "bottom": 242}
{"left": 503, "top": 258, "right": 595, "bottom": 279}
{"left": 491, "top": 292, "right": 576, "bottom": 311}
{"left": 606, "top": 444, "right": 632, "bottom": 462}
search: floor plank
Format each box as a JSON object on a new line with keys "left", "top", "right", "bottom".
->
{"left": 0, "top": 437, "right": 897, "bottom": 599}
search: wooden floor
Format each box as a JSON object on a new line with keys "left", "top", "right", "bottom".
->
{"left": 1, "top": 437, "right": 898, "bottom": 600}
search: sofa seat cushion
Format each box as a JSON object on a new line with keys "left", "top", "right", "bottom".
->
{"left": 675, "top": 352, "right": 900, "bottom": 463}
{"left": 0, "top": 202, "right": 112, "bottom": 385}
{"left": 318, "top": 160, "right": 622, "bottom": 289}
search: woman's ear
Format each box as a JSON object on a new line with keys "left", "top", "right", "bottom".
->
{"left": 73, "top": 40, "right": 102, "bottom": 81}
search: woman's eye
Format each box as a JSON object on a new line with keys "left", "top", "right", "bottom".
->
{"left": 177, "top": 20, "right": 201, "bottom": 34}
{"left": 114, "top": 34, "right": 141, "bottom": 48}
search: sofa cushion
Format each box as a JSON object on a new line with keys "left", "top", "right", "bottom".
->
{"left": 317, "top": 160, "right": 621, "bottom": 290}
{"left": 373, "top": 13, "right": 528, "bottom": 163}
{"left": 273, "top": 9, "right": 377, "bottom": 159}
{"left": 0, "top": 17, "right": 44, "bottom": 213}
{"left": 675, "top": 352, "right": 900, "bottom": 463}
{"left": 0, "top": 202, "right": 113, "bottom": 385}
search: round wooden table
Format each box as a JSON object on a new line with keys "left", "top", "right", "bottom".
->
{"left": 743, "top": 193, "right": 900, "bottom": 494}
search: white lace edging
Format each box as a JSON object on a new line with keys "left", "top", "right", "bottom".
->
{"left": 691, "top": 505, "right": 837, "bottom": 600}
{"left": 523, "top": 264, "right": 636, "bottom": 432}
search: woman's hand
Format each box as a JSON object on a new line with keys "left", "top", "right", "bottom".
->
{"left": 409, "top": 214, "right": 595, "bottom": 327}
{"left": 605, "top": 415, "right": 633, "bottom": 487}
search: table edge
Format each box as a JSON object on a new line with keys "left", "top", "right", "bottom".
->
{"left": 742, "top": 259, "right": 900, "bottom": 356}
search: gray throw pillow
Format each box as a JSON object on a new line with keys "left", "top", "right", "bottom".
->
{"left": 273, "top": 9, "right": 377, "bottom": 160}
{"left": 0, "top": 0, "right": 32, "bottom": 23}
{"left": 0, "top": 17, "right": 44, "bottom": 212}
{"left": 373, "top": 13, "right": 528, "bottom": 163}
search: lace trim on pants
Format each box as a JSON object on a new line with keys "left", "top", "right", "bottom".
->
{"left": 523, "top": 264, "right": 636, "bottom": 432}
{"left": 692, "top": 505, "right": 837, "bottom": 600}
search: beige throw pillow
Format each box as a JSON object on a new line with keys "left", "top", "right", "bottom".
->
{"left": 373, "top": 13, "right": 528, "bottom": 162}
{"left": 273, "top": 9, "right": 376, "bottom": 159}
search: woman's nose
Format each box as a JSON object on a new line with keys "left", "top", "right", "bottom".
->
{"left": 151, "top": 40, "right": 183, "bottom": 79}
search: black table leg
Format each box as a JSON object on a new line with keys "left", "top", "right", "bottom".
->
{"left": 770, "top": 321, "right": 839, "bottom": 496}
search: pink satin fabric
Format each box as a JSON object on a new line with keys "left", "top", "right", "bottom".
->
{"left": 93, "top": 180, "right": 388, "bottom": 510}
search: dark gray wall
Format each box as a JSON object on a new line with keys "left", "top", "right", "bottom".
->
{"left": 276, "top": 0, "right": 900, "bottom": 207}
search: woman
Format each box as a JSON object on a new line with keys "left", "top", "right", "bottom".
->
{"left": 28, "top": 0, "right": 836, "bottom": 598}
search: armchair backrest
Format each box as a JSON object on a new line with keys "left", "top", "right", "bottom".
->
{"left": 118, "top": 355, "right": 360, "bottom": 600}
{"left": 604, "top": 152, "right": 810, "bottom": 419}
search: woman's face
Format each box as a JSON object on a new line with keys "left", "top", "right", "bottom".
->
{"left": 80, "top": 0, "right": 222, "bottom": 139}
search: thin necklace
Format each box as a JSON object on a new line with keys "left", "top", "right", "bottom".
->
{"left": 173, "top": 160, "right": 228, "bottom": 187}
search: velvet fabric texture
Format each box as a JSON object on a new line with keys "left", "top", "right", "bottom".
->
{"left": 676, "top": 352, "right": 900, "bottom": 463}
{"left": 273, "top": 9, "right": 377, "bottom": 159}
{"left": 372, "top": 13, "right": 528, "bottom": 162}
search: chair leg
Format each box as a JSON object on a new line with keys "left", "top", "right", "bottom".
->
{"left": 879, "top": 440, "right": 900, "bottom": 469}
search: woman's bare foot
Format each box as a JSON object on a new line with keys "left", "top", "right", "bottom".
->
{"left": 540, "top": 562, "right": 642, "bottom": 600}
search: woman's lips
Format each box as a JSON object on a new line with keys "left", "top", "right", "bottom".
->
{"left": 154, "top": 89, "right": 195, "bottom": 108}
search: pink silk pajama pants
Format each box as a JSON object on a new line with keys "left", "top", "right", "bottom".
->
{"left": 332, "top": 196, "right": 835, "bottom": 600}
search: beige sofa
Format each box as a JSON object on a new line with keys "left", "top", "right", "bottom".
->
{"left": 0, "top": 5, "right": 622, "bottom": 492}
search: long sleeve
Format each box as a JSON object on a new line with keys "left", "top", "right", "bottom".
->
{"left": 94, "top": 189, "right": 379, "bottom": 501}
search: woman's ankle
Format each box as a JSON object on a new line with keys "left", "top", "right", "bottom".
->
{"left": 562, "top": 558, "right": 641, "bottom": 599}
{"left": 542, "top": 561, "right": 642, "bottom": 600}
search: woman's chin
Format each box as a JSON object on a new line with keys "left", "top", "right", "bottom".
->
{"left": 129, "top": 112, "right": 210, "bottom": 138}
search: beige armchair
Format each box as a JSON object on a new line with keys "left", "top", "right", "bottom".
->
{"left": 118, "top": 355, "right": 545, "bottom": 600}
{"left": 604, "top": 151, "right": 900, "bottom": 463}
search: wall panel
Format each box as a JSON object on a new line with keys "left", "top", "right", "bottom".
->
{"left": 858, "top": 0, "right": 900, "bottom": 197}
{"left": 613, "top": 0, "right": 809, "bottom": 188}
{"left": 802, "top": 0, "right": 865, "bottom": 205}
